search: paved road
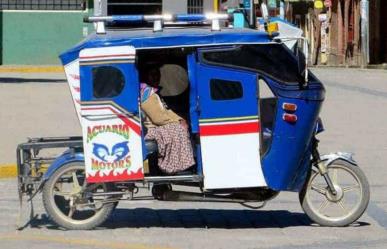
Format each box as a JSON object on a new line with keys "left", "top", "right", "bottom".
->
{"left": 0, "top": 68, "right": 387, "bottom": 249}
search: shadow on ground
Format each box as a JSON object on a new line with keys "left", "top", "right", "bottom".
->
{"left": 0, "top": 77, "right": 65, "bottom": 83}
{"left": 25, "top": 208, "right": 370, "bottom": 230}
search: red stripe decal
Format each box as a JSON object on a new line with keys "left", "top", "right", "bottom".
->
{"left": 81, "top": 106, "right": 141, "bottom": 135}
{"left": 73, "top": 86, "right": 80, "bottom": 92}
{"left": 200, "top": 121, "right": 260, "bottom": 136}
{"left": 80, "top": 54, "right": 135, "bottom": 59}
{"left": 87, "top": 168, "right": 143, "bottom": 183}
{"left": 70, "top": 74, "right": 80, "bottom": 80}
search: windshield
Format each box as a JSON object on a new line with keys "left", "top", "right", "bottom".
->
{"left": 201, "top": 44, "right": 313, "bottom": 85}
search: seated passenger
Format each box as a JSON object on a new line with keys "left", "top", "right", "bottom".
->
{"left": 140, "top": 66, "right": 195, "bottom": 174}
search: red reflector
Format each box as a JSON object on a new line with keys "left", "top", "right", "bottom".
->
{"left": 283, "top": 113, "right": 297, "bottom": 123}
{"left": 282, "top": 103, "right": 297, "bottom": 112}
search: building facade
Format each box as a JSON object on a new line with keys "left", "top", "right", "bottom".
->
{"left": 281, "top": 0, "right": 387, "bottom": 66}
{"left": 0, "top": 0, "right": 217, "bottom": 65}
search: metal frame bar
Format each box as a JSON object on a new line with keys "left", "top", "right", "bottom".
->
{"left": 84, "top": 13, "right": 231, "bottom": 33}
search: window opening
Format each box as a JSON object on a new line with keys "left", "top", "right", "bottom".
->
{"left": 137, "top": 48, "right": 190, "bottom": 118}
{"left": 93, "top": 66, "right": 125, "bottom": 99}
{"left": 259, "top": 78, "right": 277, "bottom": 156}
{"left": 188, "top": 0, "right": 203, "bottom": 14}
{"left": 202, "top": 44, "right": 305, "bottom": 84}
{"left": 108, "top": 0, "right": 162, "bottom": 15}
{"left": 210, "top": 79, "right": 243, "bottom": 101}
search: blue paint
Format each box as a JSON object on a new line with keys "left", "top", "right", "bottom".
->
{"left": 111, "top": 15, "right": 144, "bottom": 23}
{"left": 261, "top": 93, "right": 323, "bottom": 191}
{"left": 195, "top": 63, "right": 258, "bottom": 119}
{"left": 60, "top": 28, "right": 271, "bottom": 65}
{"left": 175, "top": 14, "right": 207, "bottom": 22}
{"left": 92, "top": 141, "right": 129, "bottom": 163}
{"left": 187, "top": 53, "right": 199, "bottom": 133}
{"left": 43, "top": 150, "right": 84, "bottom": 181}
{"left": 80, "top": 63, "right": 140, "bottom": 115}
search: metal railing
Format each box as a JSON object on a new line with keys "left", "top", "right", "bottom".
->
{"left": 84, "top": 13, "right": 231, "bottom": 33}
{"left": 0, "top": 0, "right": 85, "bottom": 11}
{"left": 188, "top": 0, "right": 203, "bottom": 14}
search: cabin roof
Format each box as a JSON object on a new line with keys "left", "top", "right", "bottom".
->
{"left": 60, "top": 27, "right": 272, "bottom": 65}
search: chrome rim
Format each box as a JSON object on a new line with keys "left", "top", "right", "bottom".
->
{"left": 306, "top": 165, "right": 363, "bottom": 222}
{"left": 49, "top": 165, "right": 108, "bottom": 225}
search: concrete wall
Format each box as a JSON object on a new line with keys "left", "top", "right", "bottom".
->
{"left": 204, "top": 0, "right": 215, "bottom": 13}
{"left": 163, "top": 0, "right": 187, "bottom": 13}
{"left": 0, "top": 11, "right": 88, "bottom": 65}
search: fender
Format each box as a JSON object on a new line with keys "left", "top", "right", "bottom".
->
{"left": 43, "top": 150, "right": 85, "bottom": 181}
{"left": 320, "top": 152, "right": 357, "bottom": 167}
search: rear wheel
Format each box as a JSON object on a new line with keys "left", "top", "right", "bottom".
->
{"left": 42, "top": 162, "right": 116, "bottom": 230}
{"left": 299, "top": 160, "right": 370, "bottom": 227}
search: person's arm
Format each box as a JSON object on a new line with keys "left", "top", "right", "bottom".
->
{"left": 141, "top": 94, "right": 182, "bottom": 126}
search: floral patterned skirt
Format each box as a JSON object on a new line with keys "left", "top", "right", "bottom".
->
{"left": 145, "top": 123, "right": 195, "bottom": 174}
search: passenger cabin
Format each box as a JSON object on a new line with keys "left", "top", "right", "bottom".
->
{"left": 60, "top": 14, "right": 324, "bottom": 191}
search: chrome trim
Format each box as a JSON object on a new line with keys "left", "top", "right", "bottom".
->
{"left": 143, "top": 175, "right": 202, "bottom": 183}
{"left": 320, "top": 152, "right": 357, "bottom": 166}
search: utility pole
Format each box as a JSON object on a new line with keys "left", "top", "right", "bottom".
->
{"left": 94, "top": 0, "right": 107, "bottom": 16}
{"left": 360, "top": 0, "right": 369, "bottom": 65}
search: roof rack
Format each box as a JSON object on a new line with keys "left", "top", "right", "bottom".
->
{"left": 84, "top": 13, "right": 232, "bottom": 34}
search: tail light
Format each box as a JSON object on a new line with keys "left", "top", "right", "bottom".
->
{"left": 282, "top": 103, "right": 297, "bottom": 112}
{"left": 283, "top": 113, "right": 297, "bottom": 123}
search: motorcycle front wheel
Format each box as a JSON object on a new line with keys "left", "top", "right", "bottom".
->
{"left": 42, "top": 162, "right": 116, "bottom": 230}
{"left": 299, "top": 160, "right": 370, "bottom": 227}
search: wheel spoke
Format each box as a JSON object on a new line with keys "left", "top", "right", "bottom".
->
{"left": 72, "top": 172, "right": 80, "bottom": 189}
{"left": 311, "top": 184, "right": 327, "bottom": 195}
{"left": 337, "top": 199, "right": 349, "bottom": 214}
{"left": 332, "top": 168, "right": 338, "bottom": 184}
{"left": 318, "top": 199, "right": 330, "bottom": 213}
{"left": 343, "top": 185, "right": 360, "bottom": 193}
{"left": 68, "top": 207, "right": 75, "bottom": 218}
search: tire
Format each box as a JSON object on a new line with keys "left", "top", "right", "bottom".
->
{"left": 299, "top": 160, "right": 370, "bottom": 227}
{"left": 42, "top": 162, "right": 116, "bottom": 230}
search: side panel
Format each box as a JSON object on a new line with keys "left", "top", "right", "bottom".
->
{"left": 261, "top": 77, "right": 323, "bottom": 191}
{"left": 194, "top": 63, "right": 267, "bottom": 189}
{"left": 63, "top": 59, "right": 81, "bottom": 122}
{"left": 79, "top": 46, "right": 144, "bottom": 183}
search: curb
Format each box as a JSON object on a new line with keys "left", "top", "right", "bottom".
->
{"left": 0, "top": 66, "right": 63, "bottom": 73}
{"left": 0, "top": 164, "right": 17, "bottom": 178}
{"left": 311, "top": 64, "right": 387, "bottom": 70}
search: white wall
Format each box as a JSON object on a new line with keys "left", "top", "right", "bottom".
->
{"left": 162, "top": 0, "right": 187, "bottom": 14}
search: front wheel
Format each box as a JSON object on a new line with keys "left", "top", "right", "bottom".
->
{"left": 42, "top": 162, "right": 117, "bottom": 230}
{"left": 299, "top": 160, "right": 370, "bottom": 227}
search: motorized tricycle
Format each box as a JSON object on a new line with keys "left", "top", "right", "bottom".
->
{"left": 16, "top": 13, "right": 370, "bottom": 230}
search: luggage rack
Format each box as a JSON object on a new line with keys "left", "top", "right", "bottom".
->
{"left": 84, "top": 13, "right": 232, "bottom": 33}
{"left": 17, "top": 136, "right": 83, "bottom": 196}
